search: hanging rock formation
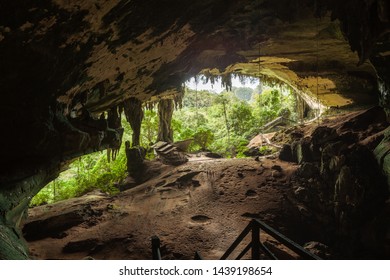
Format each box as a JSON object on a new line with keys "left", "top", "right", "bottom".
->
{"left": 123, "top": 98, "right": 144, "bottom": 147}
{"left": 157, "top": 99, "right": 174, "bottom": 143}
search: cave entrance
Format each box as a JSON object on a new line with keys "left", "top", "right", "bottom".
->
{"left": 173, "top": 74, "right": 315, "bottom": 157}
{"left": 30, "top": 73, "right": 316, "bottom": 206}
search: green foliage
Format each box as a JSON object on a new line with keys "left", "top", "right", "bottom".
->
{"left": 140, "top": 109, "right": 158, "bottom": 146}
{"left": 229, "top": 101, "right": 256, "bottom": 137}
{"left": 173, "top": 84, "right": 298, "bottom": 157}
{"left": 192, "top": 127, "right": 214, "bottom": 151}
{"left": 183, "top": 88, "right": 214, "bottom": 108}
{"left": 234, "top": 87, "right": 253, "bottom": 102}
{"left": 253, "top": 88, "right": 297, "bottom": 127}
{"left": 255, "top": 89, "right": 282, "bottom": 123}
{"left": 31, "top": 147, "right": 127, "bottom": 207}
{"left": 31, "top": 117, "right": 131, "bottom": 207}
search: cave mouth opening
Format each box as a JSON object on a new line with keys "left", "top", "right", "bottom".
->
{"left": 30, "top": 72, "right": 318, "bottom": 207}
{"left": 174, "top": 73, "right": 317, "bottom": 155}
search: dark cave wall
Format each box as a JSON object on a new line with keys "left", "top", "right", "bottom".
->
{"left": 281, "top": 108, "right": 390, "bottom": 257}
{"left": 0, "top": 164, "right": 60, "bottom": 259}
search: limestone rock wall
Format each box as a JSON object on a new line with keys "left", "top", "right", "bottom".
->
{"left": 281, "top": 107, "right": 390, "bottom": 257}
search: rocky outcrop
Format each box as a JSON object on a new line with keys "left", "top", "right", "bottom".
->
{"left": 281, "top": 107, "right": 390, "bottom": 257}
{"left": 374, "top": 128, "right": 390, "bottom": 191}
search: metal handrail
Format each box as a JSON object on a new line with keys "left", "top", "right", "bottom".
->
{"left": 220, "top": 219, "right": 320, "bottom": 260}
{"left": 152, "top": 219, "right": 320, "bottom": 260}
{"left": 194, "top": 251, "right": 204, "bottom": 260}
{"left": 252, "top": 219, "right": 320, "bottom": 260}
{"left": 151, "top": 236, "right": 162, "bottom": 260}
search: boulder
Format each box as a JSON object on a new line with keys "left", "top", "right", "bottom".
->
{"left": 303, "top": 241, "right": 331, "bottom": 259}
{"left": 23, "top": 204, "right": 99, "bottom": 241}
{"left": 311, "top": 126, "right": 338, "bottom": 147}
{"left": 296, "top": 137, "right": 313, "bottom": 163}
{"left": 298, "top": 162, "right": 319, "bottom": 179}
{"left": 279, "top": 144, "right": 294, "bottom": 162}
{"left": 374, "top": 128, "right": 390, "bottom": 191}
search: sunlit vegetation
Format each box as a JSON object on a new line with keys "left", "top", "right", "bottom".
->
{"left": 173, "top": 85, "right": 298, "bottom": 156}
{"left": 30, "top": 120, "right": 132, "bottom": 206}
{"left": 31, "top": 82, "right": 299, "bottom": 206}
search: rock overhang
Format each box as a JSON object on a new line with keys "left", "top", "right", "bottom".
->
{"left": 1, "top": 0, "right": 383, "bottom": 117}
{"left": 0, "top": 0, "right": 388, "bottom": 179}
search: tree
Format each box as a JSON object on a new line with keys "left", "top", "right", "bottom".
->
{"left": 234, "top": 87, "right": 253, "bottom": 102}
{"left": 254, "top": 89, "right": 282, "bottom": 125}
{"left": 183, "top": 88, "right": 214, "bottom": 108}
{"left": 141, "top": 109, "right": 159, "bottom": 146}
{"left": 229, "top": 101, "right": 256, "bottom": 137}
{"left": 214, "top": 93, "right": 231, "bottom": 147}
{"left": 193, "top": 127, "right": 214, "bottom": 151}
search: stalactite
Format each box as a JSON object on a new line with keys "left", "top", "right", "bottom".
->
{"left": 123, "top": 97, "right": 144, "bottom": 147}
{"left": 196, "top": 71, "right": 263, "bottom": 92}
{"left": 157, "top": 99, "right": 174, "bottom": 143}
{"left": 221, "top": 73, "right": 233, "bottom": 92}
{"left": 107, "top": 105, "right": 122, "bottom": 161}
{"left": 174, "top": 86, "right": 185, "bottom": 109}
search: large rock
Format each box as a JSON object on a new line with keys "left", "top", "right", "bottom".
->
{"left": 279, "top": 144, "right": 294, "bottom": 162}
{"left": 296, "top": 137, "right": 313, "bottom": 163}
{"left": 23, "top": 205, "right": 98, "bottom": 241}
{"left": 297, "top": 162, "right": 319, "bottom": 179}
{"left": 374, "top": 128, "right": 390, "bottom": 191}
{"left": 311, "top": 126, "right": 338, "bottom": 147}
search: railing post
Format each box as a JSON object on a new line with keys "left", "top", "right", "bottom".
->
{"left": 151, "top": 236, "right": 161, "bottom": 260}
{"left": 194, "top": 251, "right": 204, "bottom": 260}
{"left": 251, "top": 220, "right": 261, "bottom": 260}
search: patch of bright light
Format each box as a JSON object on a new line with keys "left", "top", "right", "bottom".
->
{"left": 185, "top": 75, "right": 259, "bottom": 93}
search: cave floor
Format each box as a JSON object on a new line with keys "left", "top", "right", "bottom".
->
{"left": 25, "top": 155, "right": 308, "bottom": 260}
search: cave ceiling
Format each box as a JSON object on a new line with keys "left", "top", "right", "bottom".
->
{"left": 1, "top": 0, "right": 387, "bottom": 115}
{"left": 0, "top": 0, "right": 389, "bottom": 180}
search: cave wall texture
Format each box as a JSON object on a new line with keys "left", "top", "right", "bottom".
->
{"left": 0, "top": 0, "right": 389, "bottom": 259}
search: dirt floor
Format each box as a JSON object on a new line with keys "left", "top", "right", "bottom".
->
{"left": 24, "top": 154, "right": 310, "bottom": 260}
